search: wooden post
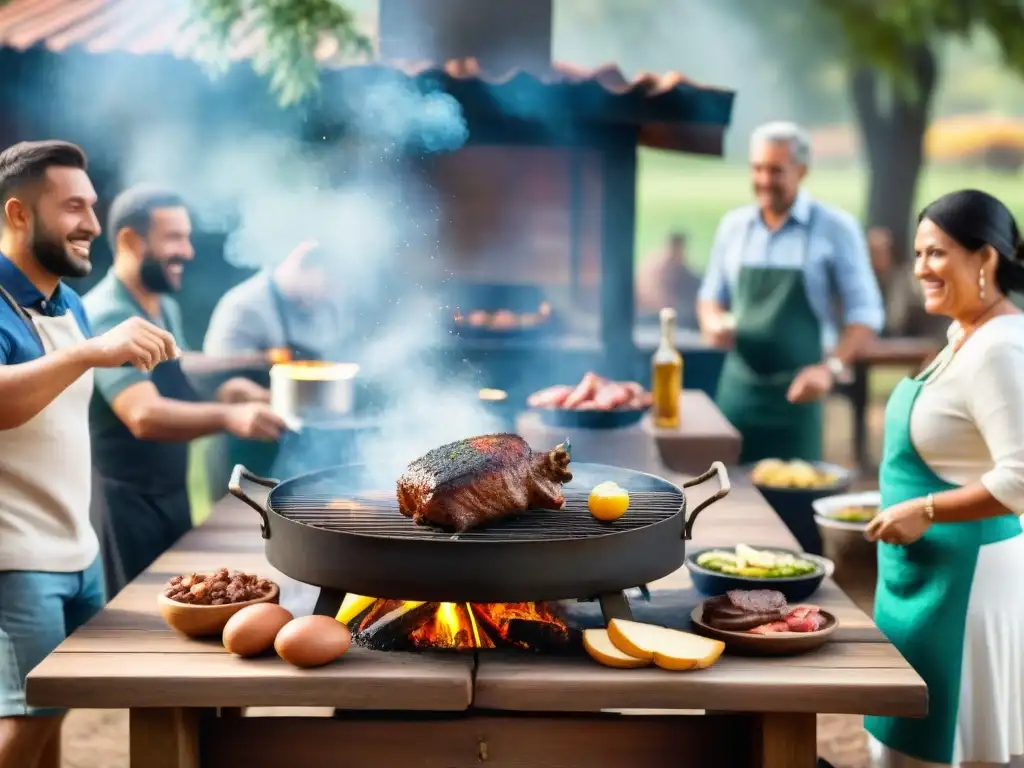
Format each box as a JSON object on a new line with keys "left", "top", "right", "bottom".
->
{"left": 130, "top": 708, "right": 199, "bottom": 768}
{"left": 599, "top": 135, "right": 639, "bottom": 380}
{"left": 752, "top": 712, "right": 817, "bottom": 768}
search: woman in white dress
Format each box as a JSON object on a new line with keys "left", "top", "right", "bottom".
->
{"left": 865, "top": 189, "right": 1024, "bottom": 768}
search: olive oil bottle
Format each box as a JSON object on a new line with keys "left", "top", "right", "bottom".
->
{"left": 651, "top": 307, "right": 683, "bottom": 429}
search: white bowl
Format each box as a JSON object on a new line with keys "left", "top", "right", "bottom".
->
{"left": 812, "top": 491, "right": 881, "bottom": 531}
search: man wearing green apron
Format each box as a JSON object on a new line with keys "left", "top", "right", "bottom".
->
{"left": 697, "top": 121, "right": 884, "bottom": 464}
{"left": 84, "top": 185, "right": 287, "bottom": 598}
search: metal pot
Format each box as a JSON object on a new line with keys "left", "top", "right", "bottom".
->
{"left": 270, "top": 361, "right": 359, "bottom": 424}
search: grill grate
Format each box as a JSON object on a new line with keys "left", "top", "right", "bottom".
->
{"left": 272, "top": 489, "right": 683, "bottom": 542}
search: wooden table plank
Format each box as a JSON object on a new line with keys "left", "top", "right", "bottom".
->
{"left": 642, "top": 390, "right": 743, "bottom": 473}
{"left": 27, "top": 649, "right": 474, "bottom": 710}
{"left": 473, "top": 650, "right": 926, "bottom": 717}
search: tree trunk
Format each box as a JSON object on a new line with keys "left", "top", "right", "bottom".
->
{"left": 849, "top": 45, "right": 944, "bottom": 337}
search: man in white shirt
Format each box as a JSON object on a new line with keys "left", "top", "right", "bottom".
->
{"left": 0, "top": 141, "right": 176, "bottom": 768}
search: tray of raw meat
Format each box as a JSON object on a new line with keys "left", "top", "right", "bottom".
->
{"left": 527, "top": 372, "right": 653, "bottom": 430}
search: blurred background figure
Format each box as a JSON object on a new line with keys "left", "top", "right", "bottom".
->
{"left": 635, "top": 233, "right": 701, "bottom": 329}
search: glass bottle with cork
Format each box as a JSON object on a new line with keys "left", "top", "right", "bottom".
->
{"left": 651, "top": 307, "right": 683, "bottom": 428}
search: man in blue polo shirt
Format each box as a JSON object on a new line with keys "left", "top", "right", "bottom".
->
{"left": 0, "top": 141, "right": 176, "bottom": 768}
{"left": 697, "top": 121, "right": 885, "bottom": 464}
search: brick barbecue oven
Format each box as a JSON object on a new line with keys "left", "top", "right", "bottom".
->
{"left": 373, "top": 0, "right": 735, "bottom": 386}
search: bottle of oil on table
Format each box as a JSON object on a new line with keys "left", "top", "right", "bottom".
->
{"left": 651, "top": 307, "right": 683, "bottom": 429}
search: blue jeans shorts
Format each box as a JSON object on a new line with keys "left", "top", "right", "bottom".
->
{"left": 0, "top": 557, "right": 106, "bottom": 717}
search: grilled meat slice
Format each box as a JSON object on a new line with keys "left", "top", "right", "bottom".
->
{"left": 396, "top": 434, "right": 572, "bottom": 532}
{"left": 702, "top": 590, "right": 788, "bottom": 632}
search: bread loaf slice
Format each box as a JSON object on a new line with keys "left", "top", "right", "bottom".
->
{"left": 607, "top": 619, "right": 725, "bottom": 671}
{"left": 583, "top": 629, "right": 651, "bottom": 669}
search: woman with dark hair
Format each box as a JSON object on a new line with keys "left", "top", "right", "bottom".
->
{"left": 864, "top": 189, "right": 1024, "bottom": 767}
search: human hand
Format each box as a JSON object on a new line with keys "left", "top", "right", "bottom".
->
{"left": 85, "top": 316, "right": 179, "bottom": 372}
{"left": 217, "top": 377, "right": 271, "bottom": 405}
{"left": 701, "top": 314, "right": 735, "bottom": 349}
{"left": 865, "top": 499, "right": 931, "bottom": 546}
{"left": 224, "top": 402, "right": 287, "bottom": 441}
{"left": 786, "top": 363, "right": 834, "bottom": 404}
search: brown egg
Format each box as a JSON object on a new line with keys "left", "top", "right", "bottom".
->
{"left": 222, "top": 603, "right": 294, "bottom": 657}
{"left": 274, "top": 615, "right": 352, "bottom": 668}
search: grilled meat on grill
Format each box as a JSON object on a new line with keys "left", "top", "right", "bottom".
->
{"left": 396, "top": 434, "right": 573, "bottom": 532}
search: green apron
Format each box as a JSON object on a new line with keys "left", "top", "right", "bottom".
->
{"left": 865, "top": 367, "right": 1021, "bottom": 763}
{"left": 715, "top": 207, "right": 823, "bottom": 463}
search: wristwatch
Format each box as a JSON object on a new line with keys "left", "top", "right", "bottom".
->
{"left": 825, "top": 356, "right": 853, "bottom": 385}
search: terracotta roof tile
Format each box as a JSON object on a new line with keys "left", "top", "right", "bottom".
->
{"left": 0, "top": 0, "right": 734, "bottom": 152}
{"left": 0, "top": 0, "right": 728, "bottom": 98}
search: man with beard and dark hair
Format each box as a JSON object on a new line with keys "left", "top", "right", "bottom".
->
{"left": 697, "top": 122, "right": 884, "bottom": 487}
{"left": 0, "top": 142, "right": 177, "bottom": 768}
{"left": 84, "top": 184, "right": 286, "bottom": 598}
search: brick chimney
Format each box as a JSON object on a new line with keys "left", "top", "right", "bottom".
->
{"left": 377, "top": 0, "right": 553, "bottom": 74}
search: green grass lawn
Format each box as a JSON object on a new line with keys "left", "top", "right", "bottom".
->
{"left": 634, "top": 151, "right": 1024, "bottom": 271}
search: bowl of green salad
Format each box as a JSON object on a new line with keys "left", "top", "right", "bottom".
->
{"left": 686, "top": 543, "right": 831, "bottom": 602}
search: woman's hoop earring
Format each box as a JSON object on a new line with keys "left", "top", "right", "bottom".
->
{"left": 979, "top": 271, "right": 987, "bottom": 300}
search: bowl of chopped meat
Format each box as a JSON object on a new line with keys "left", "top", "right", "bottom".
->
{"left": 158, "top": 568, "right": 279, "bottom": 638}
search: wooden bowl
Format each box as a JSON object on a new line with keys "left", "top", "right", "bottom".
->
{"left": 689, "top": 603, "right": 837, "bottom": 656}
{"left": 157, "top": 583, "right": 280, "bottom": 638}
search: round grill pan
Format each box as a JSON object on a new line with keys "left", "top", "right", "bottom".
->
{"left": 229, "top": 461, "right": 730, "bottom": 603}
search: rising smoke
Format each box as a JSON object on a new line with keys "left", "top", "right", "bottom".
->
{"left": 116, "top": 75, "right": 502, "bottom": 485}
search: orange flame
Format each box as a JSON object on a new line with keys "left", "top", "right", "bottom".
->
{"left": 338, "top": 595, "right": 569, "bottom": 650}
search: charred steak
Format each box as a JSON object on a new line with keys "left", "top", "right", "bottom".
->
{"left": 396, "top": 434, "right": 572, "bottom": 532}
{"left": 702, "top": 589, "right": 788, "bottom": 632}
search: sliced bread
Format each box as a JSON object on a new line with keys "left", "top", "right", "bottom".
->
{"left": 607, "top": 619, "right": 725, "bottom": 671}
{"left": 583, "top": 629, "right": 651, "bottom": 669}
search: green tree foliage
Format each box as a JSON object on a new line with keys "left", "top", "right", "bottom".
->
{"left": 184, "top": 0, "right": 371, "bottom": 106}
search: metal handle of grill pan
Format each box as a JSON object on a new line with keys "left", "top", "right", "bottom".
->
{"left": 680, "top": 461, "right": 731, "bottom": 540}
{"left": 228, "top": 464, "right": 280, "bottom": 540}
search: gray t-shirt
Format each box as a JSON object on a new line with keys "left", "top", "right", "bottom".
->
{"left": 203, "top": 272, "right": 344, "bottom": 358}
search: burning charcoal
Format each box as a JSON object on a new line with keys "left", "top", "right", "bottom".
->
{"left": 505, "top": 620, "right": 581, "bottom": 654}
{"left": 355, "top": 601, "right": 441, "bottom": 652}
{"left": 409, "top": 603, "right": 477, "bottom": 651}
{"left": 470, "top": 602, "right": 576, "bottom": 652}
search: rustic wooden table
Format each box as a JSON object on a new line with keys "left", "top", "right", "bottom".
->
{"left": 27, "top": 465, "right": 924, "bottom": 768}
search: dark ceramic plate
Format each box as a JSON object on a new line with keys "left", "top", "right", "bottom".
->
{"left": 535, "top": 407, "right": 649, "bottom": 430}
{"left": 690, "top": 603, "right": 838, "bottom": 656}
{"left": 685, "top": 546, "right": 831, "bottom": 603}
{"left": 743, "top": 461, "right": 856, "bottom": 555}
{"left": 744, "top": 461, "right": 856, "bottom": 498}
